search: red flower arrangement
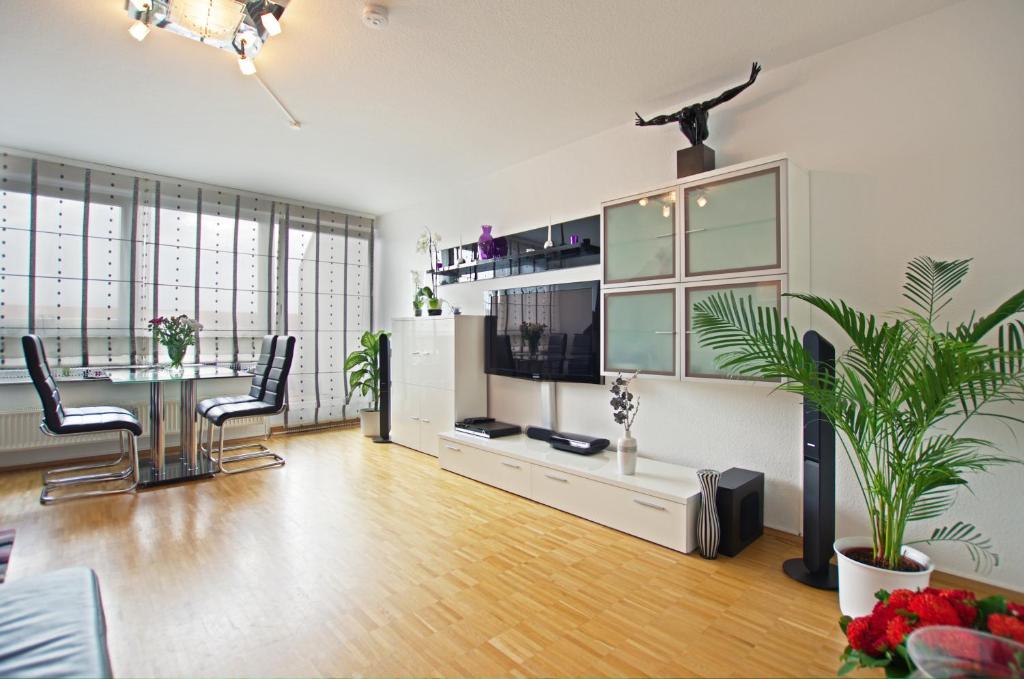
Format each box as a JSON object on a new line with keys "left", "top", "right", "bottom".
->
{"left": 839, "top": 587, "right": 1024, "bottom": 676}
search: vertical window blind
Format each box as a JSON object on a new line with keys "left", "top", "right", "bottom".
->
{"left": 0, "top": 150, "right": 374, "bottom": 426}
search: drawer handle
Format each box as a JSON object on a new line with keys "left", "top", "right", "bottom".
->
{"left": 420, "top": 418, "right": 431, "bottom": 423}
{"left": 545, "top": 474, "right": 569, "bottom": 483}
{"left": 410, "top": 416, "right": 420, "bottom": 421}
{"left": 685, "top": 228, "right": 707, "bottom": 234}
{"left": 653, "top": 331, "right": 676, "bottom": 335}
{"left": 655, "top": 233, "right": 674, "bottom": 239}
{"left": 633, "top": 498, "right": 667, "bottom": 511}
{"left": 411, "top": 351, "right": 421, "bottom": 355}
{"left": 501, "top": 461, "right": 521, "bottom": 469}
{"left": 444, "top": 445, "right": 460, "bottom": 451}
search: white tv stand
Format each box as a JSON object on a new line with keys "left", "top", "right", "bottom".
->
{"left": 438, "top": 431, "right": 702, "bottom": 553}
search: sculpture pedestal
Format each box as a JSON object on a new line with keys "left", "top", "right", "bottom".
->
{"left": 677, "top": 144, "right": 716, "bottom": 179}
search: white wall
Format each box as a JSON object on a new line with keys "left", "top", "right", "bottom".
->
{"left": 378, "top": 0, "right": 1024, "bottom": 590}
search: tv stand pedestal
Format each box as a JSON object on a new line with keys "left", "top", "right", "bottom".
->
{"left": 538, "top": 381, "right": 557, "bottom": 430}
{"left": 438, "top": 432, "right": 702, "bottom": 553}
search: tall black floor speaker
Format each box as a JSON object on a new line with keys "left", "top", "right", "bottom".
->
{"left": 783, "top": 330, "right": 839, "bottom": 590}
{"left": 372, "top": 333, "right": 391, "bottom": 444}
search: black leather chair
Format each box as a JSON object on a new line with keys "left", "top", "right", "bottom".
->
{"left": 201, "top": 335, "right": 295, "bottom": 474}
{"left": 22, "top": 335, "right": 141, "bottom": 504}
{"left": 196, "top": 335, "right": 277, "bottom": 459}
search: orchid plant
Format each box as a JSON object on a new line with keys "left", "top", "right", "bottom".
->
{"left": 416, "top": 227, "right": 442, "bottom": 272}
{"left": 609, "top": 370, "right": 640, "bottom": 436}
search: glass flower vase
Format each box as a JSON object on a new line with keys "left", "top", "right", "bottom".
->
{"left": 166, "top": 343, "right": 187, "bottom": 369}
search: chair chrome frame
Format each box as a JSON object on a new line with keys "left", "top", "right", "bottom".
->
{"left": 43, "top": 429, "right": 131, "bottom": 485}
{"left": 199, "top": 410, "right": 285, "bottom": 474}
{"left": 39, "top": 425, "right": 141, "bottom": 504}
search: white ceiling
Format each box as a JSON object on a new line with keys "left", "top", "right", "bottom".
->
{"left": 0, "top": 0, "right": 954, "bottom": 216}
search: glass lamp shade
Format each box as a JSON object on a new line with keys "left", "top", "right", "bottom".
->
{"left": 261, "top": 12, "right": 282, "bottom": 36}
{"left": 237, "top": 56, "right": 257, "bottom": 75}
{"left": 129, "top": 21, "right": 151, "bottom": 41}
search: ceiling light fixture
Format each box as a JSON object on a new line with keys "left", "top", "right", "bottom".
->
{"left": 124, "top": 1, "right": 288, "bottom": 61}
{"left": 124, "top": 1, "right": 299, "bottom": 127}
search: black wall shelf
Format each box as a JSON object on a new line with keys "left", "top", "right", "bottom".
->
{"left": 428, "top": 215, "right": 600, "bottom": 286}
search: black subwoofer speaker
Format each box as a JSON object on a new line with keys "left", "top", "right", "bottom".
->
{"left": 372, "top": 333, "right": 391, "bottom": 444}
{"left": 783, "top": 330, "right": 839, "bottom": 589}
{"left": 716, "top": 467, "right": 764, "bottom": 557}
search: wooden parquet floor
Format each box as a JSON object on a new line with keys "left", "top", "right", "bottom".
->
{"left": 0, "top": 428, "right": 1018, "bottom": 678}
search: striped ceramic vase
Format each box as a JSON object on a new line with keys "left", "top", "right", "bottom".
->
{"left": 696, "top": 469, "right": 721, "bottom": 560}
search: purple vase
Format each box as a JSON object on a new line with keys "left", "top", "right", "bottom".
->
{"left": 478, "top": 225, "right": 495, "bottom": 260}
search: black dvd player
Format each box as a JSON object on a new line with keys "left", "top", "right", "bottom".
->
{"left": 454, "top": 420, "right": 522, "bottom": 439}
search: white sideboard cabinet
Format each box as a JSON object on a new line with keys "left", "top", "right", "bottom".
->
{"left": 390, "top": 315, "right": 487, "bottom": 456}
{"left": 438, "top": 432, "right": 702, "bottom": 553}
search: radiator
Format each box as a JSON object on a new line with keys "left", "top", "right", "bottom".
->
{"left": 0, "top": 403, "right": 267, "bottom": 452}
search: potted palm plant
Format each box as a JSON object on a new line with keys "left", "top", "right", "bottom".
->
{"left": 344, "top": 330, "right": 391, "bottom": 437}
{"left": 692, "top": 257, "right": 1024, "bottom": 617}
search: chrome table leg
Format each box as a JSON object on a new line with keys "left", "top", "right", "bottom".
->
{"left": 180, "top": 379, "right": 198, "bottom": 471}
{"left": 149, "top": 381, "right": 165, "bottom": 481}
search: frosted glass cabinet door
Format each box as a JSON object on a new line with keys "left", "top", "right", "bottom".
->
{"left": 685, "top": 279, "right": 781, "bottom": 380}
{"left": 685, "top": 167, "right": 780, "bottom": 276}
{"left": 604, "top": 287, "right": 677, "bottom": 376}
{"left": 603, "top": 191, "right": 677, "bottom": 284}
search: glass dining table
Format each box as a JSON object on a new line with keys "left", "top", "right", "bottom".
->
{"left": 106, "top": 365, "right": 251, "bottom": 486}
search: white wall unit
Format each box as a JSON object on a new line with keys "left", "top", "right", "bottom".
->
{"left": 601, "top": 187, "right": 679, "bottom": 287}
{"left": 681, "top": 158, "right": 791, "bottom": 281}
{"left": 681, "top": 274, "right": 788, "bottom": 383}
{"left": 602, "top": 284, "right": 680, "bottom": 379}
{"left": 599, "top": 155, "right": 808, "bottom": 382}
{"left": 438, "top": 432, "right": 701, "bottom": 553}
{"left": 390, "top": 315, "right": 487, "bottom": 456}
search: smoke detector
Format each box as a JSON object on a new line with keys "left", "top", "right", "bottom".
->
{"left": 362, "top": 4, "right": 389, "bottom": 29}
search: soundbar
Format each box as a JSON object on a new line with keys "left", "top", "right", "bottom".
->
{"left": 549, "top": 433, "right": 609, "bottom": 455}
{"left": 527, "top": 426, "right": 608, "bottom": 455}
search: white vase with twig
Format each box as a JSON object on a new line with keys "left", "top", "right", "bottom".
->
{"left": 609, "top": 371, "right": 640, "bottom": 475}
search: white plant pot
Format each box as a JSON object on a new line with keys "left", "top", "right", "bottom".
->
{"left": 834, "top": 536, "right": 935, "bottom": 618}
{"left": 358, "top": 409, "right": 380, "bottom": 438}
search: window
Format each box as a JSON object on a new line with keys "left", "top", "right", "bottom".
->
{"left": 0, "top": 151, "right": 374, "bottom": 426}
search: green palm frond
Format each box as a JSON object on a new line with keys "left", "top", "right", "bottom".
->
{"left": 908, "top": 521, "right": 1000, "bottom": 573}
{"left": 906, "top": 488, "right": 958, "bottom": 522}
{"left": 902, "top": 256, "right": 971, "bottom": 323}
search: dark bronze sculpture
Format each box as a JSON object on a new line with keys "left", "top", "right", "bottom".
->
{"left": 635, "top": 62, "right": 762, "bottom": 146}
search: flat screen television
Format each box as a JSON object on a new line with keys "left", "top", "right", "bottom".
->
{"left": 484, "top": 280, "right": 601, "bottom": 384}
